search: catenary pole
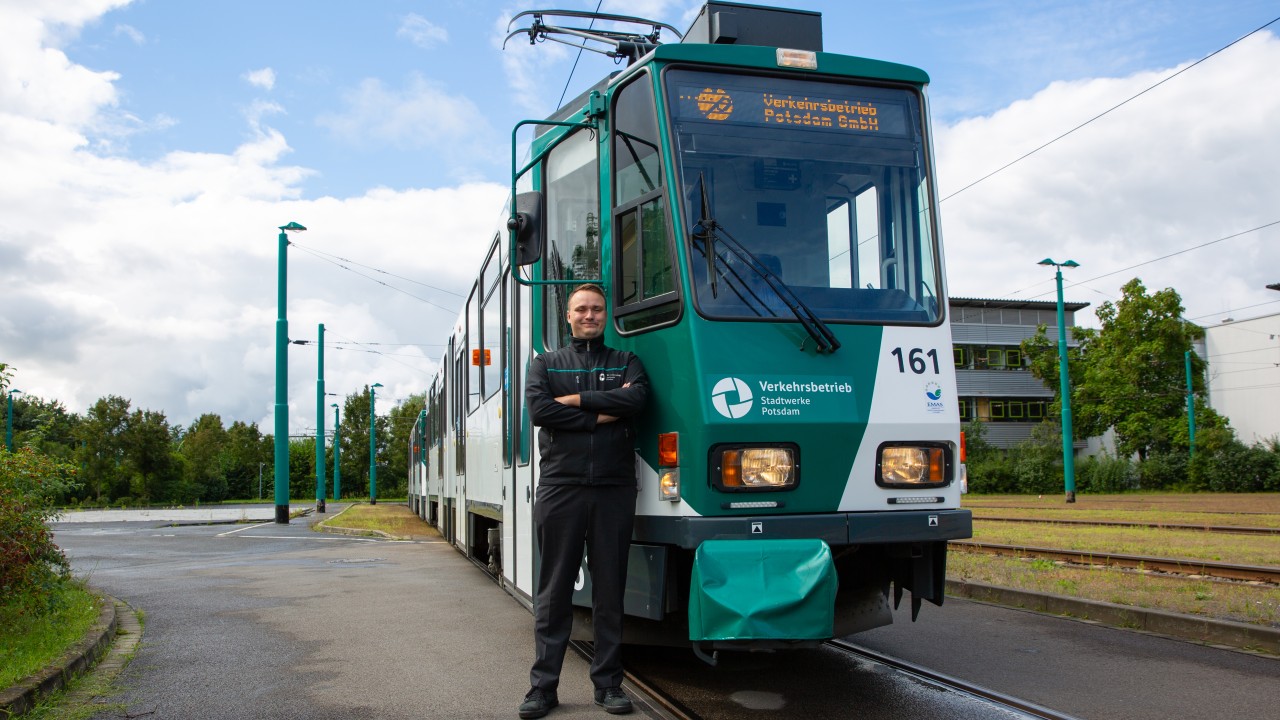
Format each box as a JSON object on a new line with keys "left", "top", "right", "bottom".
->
{"left": 370, "top": 383, "right": 383, "bottom": 505}
{"left": 315, "top": 323, "right": 326, "bottom": 513}
{"left": 1039, "top": 258, "right": 1079, "bottom": 503}
{"left": 332, "top": 403, "right": 341, "bottom": 501}
{"left": 273, "top": 222, "right": 306, "bottom": 524}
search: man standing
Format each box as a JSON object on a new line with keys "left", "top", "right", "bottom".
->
{"left": 519, "top": 284, "right": 649, "bottom": 719}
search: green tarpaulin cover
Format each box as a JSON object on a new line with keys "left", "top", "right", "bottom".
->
{"left": 688, "top": 538, "right": 837, "bottom": 642}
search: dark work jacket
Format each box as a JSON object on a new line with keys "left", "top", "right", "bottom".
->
{"left": 526, "top": 336, "right": 649, "bottom": 485}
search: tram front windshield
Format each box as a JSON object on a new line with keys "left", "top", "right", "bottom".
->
{"left": 665, "top": 69, "right": 942, "bottom": 324}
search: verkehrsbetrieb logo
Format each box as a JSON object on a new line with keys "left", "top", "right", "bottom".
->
{"left": 711, "top": 377, "right": 753, "bottom": 419}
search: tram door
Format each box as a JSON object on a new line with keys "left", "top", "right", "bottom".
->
{"left": 448, "top": 335, "right": 467, "bottom": 545}
{"left": 512, "top": 278, "right": 535, "bottom": 597}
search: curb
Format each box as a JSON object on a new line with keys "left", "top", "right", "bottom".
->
{"left": 0, "top": 592, "right": 118, "bottom": 717}
{"left": 947, "top": 579, "right": 1280, "bottom": 656}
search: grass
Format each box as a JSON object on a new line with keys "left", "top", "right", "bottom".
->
{"left": 950, "top": 551, "right": 1280, "bottom": 627}
{"left": 964, "top": 493, "right": 1280, "bottom": 527}
{"left": 956, "top": 493, "right": 1280, "bottom": 628}
{"left": 17, "top": 607, "right": 144, "bottom": 720}
{"left": 316, "top": 503, "right": 439, "bottom": 539}
{"left": 969, "top": 521, "right": 1280, "bottom": 566}
{"left": 0, "top": 580, "right": 101, "bottom": 688}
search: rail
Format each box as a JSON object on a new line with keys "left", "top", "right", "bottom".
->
{"left": 975, "top": 515, "right": 1280, "bottom": 535}
{"left": 950, "top": 540, "right": 1280, "bottom": 584}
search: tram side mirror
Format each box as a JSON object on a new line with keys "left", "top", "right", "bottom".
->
{"left": 509, "top": 191, "right": 544, "bottom": 266}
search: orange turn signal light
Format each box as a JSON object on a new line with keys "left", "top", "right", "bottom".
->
{"left": 659, "top": 432, "right": 679, "bottom": 467}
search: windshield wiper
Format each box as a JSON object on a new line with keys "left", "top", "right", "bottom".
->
{"left": 691, "top": 173, "right": 841, "bottom": 353}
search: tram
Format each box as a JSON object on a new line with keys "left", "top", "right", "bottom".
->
{"left": 408, "top": 2, "right": 972, "bottom": 659}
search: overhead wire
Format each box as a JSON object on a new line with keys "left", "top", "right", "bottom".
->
{"left": 290, "top": 243, "right": 461, "bottom": 314}
{"left": 943, "top": 16, "right": 1280, "bottom": 320}
{"left": 291, "top": 241, "right": 464, "bottom": 297}
{"left": 555, "top": 0, "right": 605, "bottom": 110}
{"left": 941, "top": 15, "right": 1280, "bottom": 204}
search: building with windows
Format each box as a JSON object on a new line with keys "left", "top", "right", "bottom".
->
{"left": 950, "top": 297, "right": 1089, "bottom": 449}
{"left": 1202, "top": 312, "right": 1280, "bottom": 445}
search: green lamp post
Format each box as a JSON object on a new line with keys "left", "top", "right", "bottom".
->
{"left": 1038, "top": 257, "right": 1080, "bottom": 503}
{"left": 273, "top": 221, "right": 306, "bottom": 524}
{"left": 6, "top": 389, "right": 22, "bottom": 452}
{"left": 369, "top": 383, "right": 383, "bottom": 505}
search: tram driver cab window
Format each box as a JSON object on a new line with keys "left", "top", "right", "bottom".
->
{"left": 612, "top": 73, "right": 678, "bottom": 333}
{"left": 542, "top": 129, "right": 601, "bottom": 350}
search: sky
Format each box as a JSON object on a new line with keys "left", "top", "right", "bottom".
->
{"left": 3, "top": 0, "right": 1279, "bottom": 434}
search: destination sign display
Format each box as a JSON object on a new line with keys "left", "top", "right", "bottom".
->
{"left": 672, "top": 83, "right": 910, "bottom": 137}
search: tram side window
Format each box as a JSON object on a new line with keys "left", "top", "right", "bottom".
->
{"left": 613, "top": 73, "right": 677, "bottom": 332}
{"left": 482, "top": 241, "right": 502, "bottom": 400}
{"left": 467, "top": 286, "right": 480, "bottom": 413}
{"left": 542, "top": 129, "right": 601, "bottom": 350}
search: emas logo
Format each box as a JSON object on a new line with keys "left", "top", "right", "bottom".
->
{"left": 696, "top": 88, "right": 734, "bottom": 121}
{"left": 925, "top": 382, "right": 944, "bottom": 414}
{"left": 711, "top": 377, "right": 753, "bottom": 419}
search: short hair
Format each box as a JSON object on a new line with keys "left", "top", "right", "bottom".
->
{"left": 568, "top": 283, "right": 606, "bottom": 303}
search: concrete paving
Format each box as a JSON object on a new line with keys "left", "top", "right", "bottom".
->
{"left": 53, "top": 510, "right": 626, "bottom": 720}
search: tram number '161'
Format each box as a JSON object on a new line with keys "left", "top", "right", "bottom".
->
{"left": 890, "top": 347, "right": 941, "bottom": 375}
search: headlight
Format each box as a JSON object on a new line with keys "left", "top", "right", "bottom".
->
{"left": 713, "top": 444, "right": 799, "bottom": 491}
{"left": 877, "top": 443, "right": 950, "bottom": 488}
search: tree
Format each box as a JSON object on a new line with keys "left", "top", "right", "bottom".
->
{"left": 385, "top": 393, "right": 427, "bottom": 498}
{"left": 7, "top": 394, "right": 80, "bottom": 465}
{"left": 337, "top": 387, "right": 388, "bottom": 499}
{"left": 125, "top": 408, "right": 182, "bottom": 503}
{"left": 288, "top": 438, "right": 316, "bottom": 499}
{"left": 1023, "top": 278, "right": 1224, "bottom": 461}
{"left": 222, "top": 421, "right": 271, "bottom": 500}
{"left": 180, "top": 414, "right": 229, "bottom": 502}
{"left": 75, "top": 395, "right": 133, "bottom": 501}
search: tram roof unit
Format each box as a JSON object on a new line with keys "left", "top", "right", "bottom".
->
{"left": 681, "top": 1, "right": 822, "bottom": 50}
{"left": 526, "top": 2, "right": 933, "bottom": 139}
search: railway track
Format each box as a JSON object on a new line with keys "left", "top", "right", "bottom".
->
{"left": 577, "top": 638, "right": 1084, "bottom": 719}
{"left": 974, "top": 515, "right": 1280, "bottom": 535}
{"left": 950, "top": 540, "right": 1280, "bottom": 584}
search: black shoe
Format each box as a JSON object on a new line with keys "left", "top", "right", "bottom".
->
{"left": 519, "top": 687, "right": 558, "bottom": 719}
{"left": 594, "top": 686, "right": 633, "bottom": 715}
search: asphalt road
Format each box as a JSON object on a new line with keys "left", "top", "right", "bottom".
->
{"left": 54, "top": 511, "right": 1277, "bottom": 719}
{"left": 854, "top": 595, "right": 1279, "bottom": 719}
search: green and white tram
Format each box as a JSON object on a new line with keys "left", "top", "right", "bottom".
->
{"left": 408, "top": 2, "right": 972, "bottom": 658}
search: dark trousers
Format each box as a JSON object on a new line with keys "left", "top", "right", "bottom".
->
{"left": 529, "top": 483, "right": 637, "bottom": 691}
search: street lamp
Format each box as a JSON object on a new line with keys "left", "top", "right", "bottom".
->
{"left": 331, "top": 402, "right": 341, "bottom": 501}
{"left": 6, "top": 389, "right": 22, "bottom": 452}
{"left": 369, "top": 383, "right": 383, "bottom": 505}
{"left": 1038, "top": 258, "right": 1080, "bottom": 503}
{"left": 274, "top": 221, "right": 306, "bottom": 524}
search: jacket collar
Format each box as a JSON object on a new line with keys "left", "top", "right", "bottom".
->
{"left": 570, "top": 336, "right": 604, "bottom": 353}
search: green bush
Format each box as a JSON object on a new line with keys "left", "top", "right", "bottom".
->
{"left": 1191, "top": 441, "right": 1280, "bottom": 492}
{"left": 1076, "top": 454, "right": 1138, "bottom": 493}
{"left": 0, "top": 449, "right": 80, "bottom": 612}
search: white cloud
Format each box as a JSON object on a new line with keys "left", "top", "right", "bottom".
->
{"left": 934, "top": 32, "right": 1280, "bottom": 326}
{"left": 397, "top": 13, "right": 448, "bottom": 49}
{"left": 244, "top": 67, "right": 276, "bottom": 91}
{"left": 114, "top": 23, "right": 144, "bottom": 45}
{"left": 316, "top": 73, "right": 497, "bottom": 162}
{"left": 0, "top": 2, "right": 122, "bottom": 127}
{"left": 0, "top": 6, "right": 506, "bottom": 431}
